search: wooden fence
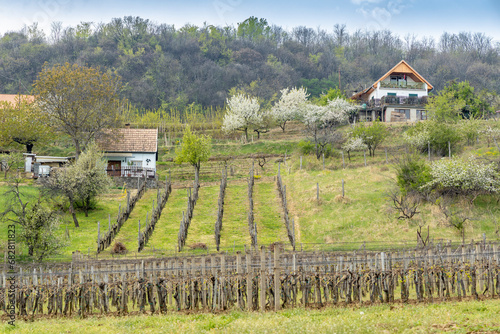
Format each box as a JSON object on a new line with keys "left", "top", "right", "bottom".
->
{"left": 247, "top": 163, "right": 257, "bottom": 247}
{"left": 4, "top": 241, "right": 500, "bottom": 317}
{"left": 96, "top": 177, "right": 147, "bottom": 254}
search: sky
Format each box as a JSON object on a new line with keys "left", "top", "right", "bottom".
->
{"left": 0, "top": 0, "right": 499, "bottom": 42}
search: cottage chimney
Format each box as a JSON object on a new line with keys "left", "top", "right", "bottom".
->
{"left": 125, "top": 123, "right": 131, "bottom": 129}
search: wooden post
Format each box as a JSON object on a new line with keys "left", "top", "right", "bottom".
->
{"left": 246, "top": 251, "right": 253, "bottom": 311}
{"left": 138, "top": 220, "right": 141, "bottom": 249}
{"left": 428, "top": 142, "right": 431, "bottom": 161}
{"left": 316, "top": 183, "right": 319, "bottom": 203}
{"left": 342, "top": 179, "right": 345, "bottom": 198}
{"left": 236, "top": 252, "right": 242, "bottom": 309}
{"left": 322, "top": 153, "right": 325, "bottom": 170}
{"left": 342, "top": 151, "right": 345, "bottom": 169}
{"left": 385, "top": 147, "right": 388, "bottom": 164}
{"left": 260, "top": 246, "right": 266, "bottom": 311}
{"left": 364, "top": 150, "right": 367, "bottom": 166}
{"left": 274, "top": 246, "right": 281, "bottom": 310}
{"left": 448, "top": 141, "right": 451, "bottom": 158}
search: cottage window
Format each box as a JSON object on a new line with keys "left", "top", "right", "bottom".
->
{"left": 131, "top": 160, "right": 142, "bottom": 167}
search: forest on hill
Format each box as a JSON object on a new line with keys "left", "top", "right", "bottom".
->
{"left": 0, "top": 16, "right": 499, "bottom": 110}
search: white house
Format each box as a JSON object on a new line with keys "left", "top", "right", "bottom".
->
{"left": 98, "top": 127, "right": 158, "bottom": 178}
{"left": 351, "top": 60, "right": 433, "bottom": 122}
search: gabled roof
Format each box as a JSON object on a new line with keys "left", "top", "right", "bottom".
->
{"left": 351, "top": 60, "right": 433, "bottom": 100}
{"left": 98, "top": 128, "right": 158, "bottom": 153}
{"left": 0, "top": 94, "right": 35, "bottom": 105}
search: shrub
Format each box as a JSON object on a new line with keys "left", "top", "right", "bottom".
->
{"left": 298, "top": 140, "right": 315, "bottom": 155}
{"left": 394, "top": 152, "right": 432, "bottom": 195}
{"left": 189, "top": 242, "right": 208, "bottom": 250}
{"left": 423, "top": 156, "right": 500, "bottom": 202}
{"left": 111, "top": 241, "right": 127, "bottom": 254}
{"left": 403, "top": 121, "right": 461, "bottom": 156}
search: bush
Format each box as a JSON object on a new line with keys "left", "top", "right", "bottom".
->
{"left": 298, "top": 140, "right": 315, "bottom": 155}
{"left": 403, "top": 121, "right": 461, "bottom": 156}
{"left": 394, "top": 152, "right": 432, "bottom": 195}
{"left": 111, "top": 241, "right": 127, "bottom": 254}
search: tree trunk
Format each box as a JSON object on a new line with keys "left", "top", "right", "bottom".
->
{"left": 74, "top": 139, "right": 81, "bottom": 161}
{"left": 69, "top": 195, "right": 79, "bottom": 228}
{"left": 244, "top": 128, "right": 248, "bottom": 142}
{"left": 84, "top": 197, "right": 90, "bottom": 217}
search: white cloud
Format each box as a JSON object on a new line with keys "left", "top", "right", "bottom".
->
{"left": 351, "top": 0, "right": 382, "bottom": 4}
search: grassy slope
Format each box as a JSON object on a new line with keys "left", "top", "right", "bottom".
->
{"left": 143, "top": 188, "right": 186, "bottom": 254}
{"left": 111, "top": 189, "right": 159, "bottom": 254}
{"left": 184, "top": 185, "right": 219, "bottom": 249}
{"left": 219, "top": 182, "right": 250, "bottom": 248}
{"left": 253, "top": 179, "right": 288, "bottom": 245}
{"left": 5, "top": 299, "right": 500, "bottom": 334}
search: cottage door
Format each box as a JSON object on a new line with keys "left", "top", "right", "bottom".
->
{"left": 107, "top": 160, "right": 121, "bottom": 176}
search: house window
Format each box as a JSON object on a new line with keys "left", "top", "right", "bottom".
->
{"left": 387, "top": 93, "right": 396, "bottom": 96}
{"left": 131, "top": 160, "right": 142, "bottom": 167}
{"left": 409, "top": 94, "right": 418, "bottom": 97}
{"left": 418, "top": 110, "right": 427, "bottom": 120}
{"left": 395, "top": 109, "right": 410, "bottom": 119}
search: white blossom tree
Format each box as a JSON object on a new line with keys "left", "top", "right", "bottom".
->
{"left": 423, "top": 156, "right": 500, "bottom": 203}
{"left": 271, "top": 87, "right": 309, "bottom": 132}
{"left": 222, "top": 93, "right": 262, "bottom": 141}
{"left": 342, "top": 136, "right": 367, "bottom": 161}
{"left": 302, "top": 98, "right": 356, "bottom": 159}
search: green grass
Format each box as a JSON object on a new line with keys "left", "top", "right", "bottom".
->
{"left": 253, "top": 180, "right": 288, "bottom": 245}
{"left": 110, "top": 189, "right": 160, "bottom": 254}
{"left": 184, "top": 185, "right": 219, "bottom": 249}
{"left": 141, "top": 188, "right": 186, "bottom": 254}
{"left": 4, "top": 299, "right": 500, "bottom": 333}
{"left": 219, "top": 182, "right": 250, "bottom": 248}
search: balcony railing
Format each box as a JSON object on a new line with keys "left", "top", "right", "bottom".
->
{"left": 360, "top": 95, "right": 428, "bottom": 108}
{"left": 106, "top": 166, "right": 156, "bottom": 178}
{"left": 382, "top": 95, "right": 427, "bottom": 106}
{"left": 380, "top": 82, "right": 424, "bottom": 89}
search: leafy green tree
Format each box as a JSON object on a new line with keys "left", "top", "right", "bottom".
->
{"left": 318, "top": 88, "right": 346, "bottom": 106}
{"left": 0, "top": 96, "right": 52, "bottom": 153}
{"left": 351, "top": 119, "right": 388, "bottom": 157}
{"left": 426, "top": 80, "right": 489, "bottom": 122}
{"left": 33, "top": 63, "right": 123, "bottom": 159}
{"left": 0, "top": 152, "right": 24, "bottom": 179}
{"left": 175, "top": 125, "right": 211, "bottom": 193}
{"left": 44, "top": 142, "right": 112, "bottom": 226}
{"left": 72, "top": 142, "right": 113, "bottom": 217}
{"left": 1, "top": 178, "right": 64, "bottom": 261}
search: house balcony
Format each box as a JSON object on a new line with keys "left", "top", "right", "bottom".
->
{"left": 362, "top": 95, "right": 428, "bottom": 108}
{"left": 380, "top": 82, "right": 425, "bottom": 89}
{"left": 106, "top": 166, "right": 156, "bottom": 178}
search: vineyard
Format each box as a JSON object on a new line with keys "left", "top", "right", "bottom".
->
{"left": 3, "top": 241, "right": 500, "bottom": 317}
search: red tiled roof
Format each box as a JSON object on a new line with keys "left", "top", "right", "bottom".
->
{"left": 98, "top": 128, "right": 158, "bottom": 153}
{"left": 0, "top": 94, "right": 35, "bottom": 105}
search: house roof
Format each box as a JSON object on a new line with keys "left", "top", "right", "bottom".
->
{"left": 98, "top": 128, "right": 158, "bottom": 153}
{"left": 351, "top": 60, "right": 433, "bottom": 100}
{"left": 0, "top": 94, "right": 35, "bottom": 105}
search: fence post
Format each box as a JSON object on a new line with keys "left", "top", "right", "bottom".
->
{"left": 245, "top": 251, "right": 253, "bottom": 311}
{"left": 364, "top": 150, "right": 367, "bottom": 166}
{"left": 274, "top": 246, "right": 281, "bottom": 311}
{"left": 449, "top": 141, "right": 451, "bottom": 158}
{"left": 322, "top": 153, "right": 325, "bottom": 170}
{"left": 428, "top": 142, "right": 431, "bottom": 161}
{"left": 342, "top": 179, "right": 345, "bottom": 198}
{"left": 260, "top": 246, "right": 266, "bottom": 311}
{"left": 385, "top": 147, "right": 388, "bottom": 164}
{"left": 138, "top": 220, "right": 141, "bottom": 249}
{"left": 300, "top": 156, "right": 302, "bottom": 170}
{"left": 342, "top": 151, "right": 345, "bottom": 169}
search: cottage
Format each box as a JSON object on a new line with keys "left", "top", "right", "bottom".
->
{"left": 351, "top": 60, "right": 433, "bottom": 122}
{"left": 98, "top": 126, "right": 158, "bottom": 178}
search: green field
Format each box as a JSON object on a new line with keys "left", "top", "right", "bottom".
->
{"left": 4, "top": 299, "right": 499, "bottom": 334}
